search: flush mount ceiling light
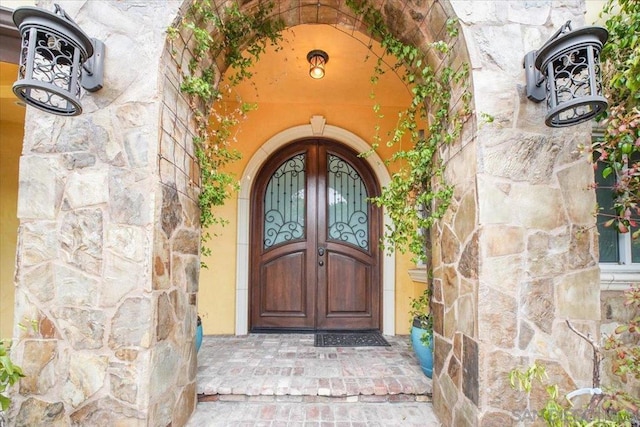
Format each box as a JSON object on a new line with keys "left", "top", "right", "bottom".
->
{"left": 12, "top": 3, "right": 105, "bottom": 116}
{"left": 307, "top": 49, "right": 328, "bottom": 79}
{"left": 524, "top": 21, "right": 608, "bottom": 127}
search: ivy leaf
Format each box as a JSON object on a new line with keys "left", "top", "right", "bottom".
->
{"left": 615, "top": 324, "right": 629, "bottom": 334}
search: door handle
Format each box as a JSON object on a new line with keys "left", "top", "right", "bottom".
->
{"left": 318, "top": 247, "right": 325, "bottom": 256}
{"left": 319, "top": 260, "right": 324, "bottom": 266}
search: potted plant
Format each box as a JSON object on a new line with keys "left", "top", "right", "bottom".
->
{"left": 195, "top": 315, "right": 203, "bottom": 353}
{"left": 409, "top": 288, "right": 433, "bottom": 378}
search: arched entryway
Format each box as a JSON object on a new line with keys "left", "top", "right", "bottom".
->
{"left": 250, "top": 138, "right": 382, "bottom": 331}
{"left": 235, "top": 123, "right": 396, "bottom": 335}
{"left": 6, "top": 0, "right": 603, "bottom": 425}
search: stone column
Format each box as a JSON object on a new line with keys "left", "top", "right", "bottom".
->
{"left": 8, "top": 1, "right": 200, "bottom": 425}
{"left": 431, "top": 1, "right": 601, "bottom": 425}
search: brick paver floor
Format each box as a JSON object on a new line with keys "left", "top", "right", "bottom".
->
{"left": 187, "top": 334, "right": 440, "bottom": 426}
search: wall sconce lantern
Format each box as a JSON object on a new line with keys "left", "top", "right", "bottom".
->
{"left": 524, "top": 21, "right": 608, "bottom": 127}
{"left": 307, "top": 50, "right": 328, "bottom": 79}
{"left": 12, "top": 4, "right": 105, "bottom": 116}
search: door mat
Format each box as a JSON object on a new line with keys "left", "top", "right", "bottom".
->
{"left": 314, "top": 331, "right": 390, "bottom": 347}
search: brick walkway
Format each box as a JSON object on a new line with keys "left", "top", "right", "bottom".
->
{"left": 186, "top": 334, "right": 440, "bottom": 426}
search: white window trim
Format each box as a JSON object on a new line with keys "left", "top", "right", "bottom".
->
{"left": 599, "top": 266, "right": 640, "bottom": 291}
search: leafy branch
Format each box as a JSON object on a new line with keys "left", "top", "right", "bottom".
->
{"left": 604, "top": 285, "right": 640, "bottom": 388}
{"left": 592, "top": 0, "right": 640, "bottom": 236}
{"left": 168, "top": 0, "right": 284, "bottom": 264}
{"left": 346, "top": 0, "right": 471, "bottom": 262}
{"left": 0, "top": 339, "right": 23, "bottom": 413}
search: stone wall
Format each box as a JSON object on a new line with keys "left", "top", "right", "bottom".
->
{"left": 7, "top": 0, "right": 604, "bottom": 425}
{"left": 8, "top": 1, "right": 201, "bottom": 425}
{"left": 432, "top": 1, "right": 601, "bottom": 425}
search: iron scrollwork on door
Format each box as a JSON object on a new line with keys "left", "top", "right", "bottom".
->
{"left": 263, "top": 154, "right": 306, "bottom": 249}
{"left": 327, "top": 154, "right": 369, "bottom": 250}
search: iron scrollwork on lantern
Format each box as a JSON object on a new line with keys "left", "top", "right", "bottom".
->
{"left": 524, "top": 21, "right": 608, "bottom": 127}
{"left": 12, "top": 4, "right": 105, "bottom": 116}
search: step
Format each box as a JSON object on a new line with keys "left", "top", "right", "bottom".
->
{"left": 187, "top": 399, "right": 441, "bottom": 426}
{"left": 197, "top": 376, "right": 432, "bottom": 402}
{"left": 198, "top": 393, "right": 432, "bottom": 403}
{"left": 190, "top": 335, "right": 437, "bottom": 425}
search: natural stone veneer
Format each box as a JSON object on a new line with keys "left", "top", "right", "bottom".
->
{"left": 9, "top": 1, "right": 198, "bottom": 425}
{"left": 431, "top": 0, "right": 600, "bottom": 425}
{"left": 7, "top": 0, "right": 601, "bottom": 425}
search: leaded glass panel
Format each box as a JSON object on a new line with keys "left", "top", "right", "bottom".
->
{"left": 327, "top": 154, "right": 368, "bottom": 250}
{"left": 264, "top": 154, "right": 305, "bottom": 249}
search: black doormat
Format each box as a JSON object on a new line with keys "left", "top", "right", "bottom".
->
{"left": 314, "top": 331, "right": 390, "bottom": 347}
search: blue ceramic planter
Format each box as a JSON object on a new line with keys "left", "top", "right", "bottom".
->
{"left": 411, "top": 325, "right": 433, "bottom": 378}
{"left": 196, "top": 316, "right": 203, "bottom": 353}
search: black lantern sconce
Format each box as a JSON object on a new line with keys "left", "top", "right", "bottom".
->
{"left": 524, "top": 21, "right": 608, "bottom": 127}
{"left": 307, "top": 50, "right": 328, "bottom": 79}
{"left": 12, "top": 4, "right": 105, "bottom": 116}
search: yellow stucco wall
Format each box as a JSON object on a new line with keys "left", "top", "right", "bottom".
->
{"left": 0, "top": 121, "right": 22, "bottom": 339}
{"left": 198, "top": 100, "right": 423, "bottom": 335}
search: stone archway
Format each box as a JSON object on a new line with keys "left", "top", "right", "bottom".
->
{"left": 162, "top": 1, "right": 601, "bottom": 423}
{"left": 8, "top": 0, "right": 601, "bottom": 425}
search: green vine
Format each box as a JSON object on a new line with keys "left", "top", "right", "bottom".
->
{"left": 168, "top": 0, "right": 284, "bottom": 263}
{"left": 347, "top": 0, "right": 471, "bottom": 262}
{"left": 170, "top": 0, "right": 470, "bottom": 267}
{"left": 409, "top": 287, "right": 433, "bottom": 347}
{"left": 592, "top": 0, "right": 640, "bottom": 236}
{"left": 0, "top": 339, "right": 23, "bottom": 414}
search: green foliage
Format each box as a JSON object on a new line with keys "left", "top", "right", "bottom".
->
{"left": 592, "top": 8, "right": 640, "bottom": 404}
{"left": 346, "top": 0, "right": 471, "bottom": 263}
{"left": 592, "top": 0, "right": 640, "bottom": 236}
{"left": 409, "top": 287, "right": 433, "bottom": 347}
{"left": 171, "top": 0, "right": 284, "bottom": 265}
{"left": 180, "top": 67, "right": 218, "bottom": 102}
{"left": 600, "top": 0, "right": 640, "bottom": 106}
{"left": 480, "top": 112, "right": 495, "bottom": 124}
{"left": 510, "top": 363, "right": 639, "bottom": 426}
{"left": 509, "top": 362, "right": 547, "bottom": 396}
{"left": 0, "top": 340, "right": 23, "bottom": 412}
{"left": 603, "top": 285, "right": 640, "bottom": 387}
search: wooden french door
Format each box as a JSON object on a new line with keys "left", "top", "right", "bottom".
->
{"left": 250, "top": 139, "right": 381, "bottom": 331}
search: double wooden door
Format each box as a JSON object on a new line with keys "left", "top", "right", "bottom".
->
{"left": 250, "top": 140, "right": 381, "bottom": 331}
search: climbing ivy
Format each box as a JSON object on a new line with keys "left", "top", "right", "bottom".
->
{"left": 168, "top": 0, "right": 284, "bottom": 263}
{"left": 592, "top": 0, "right": 640, "bottom": 236}
{"left": 346, "top": 0, "right": 471, "bottom": 262}
{"left": 0, "top": 339, "right": 23, "bottom": 414}
{"left": 170, "top": 0, "right": 471, "bottom": 267}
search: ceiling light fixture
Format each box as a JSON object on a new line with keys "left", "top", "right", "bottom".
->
{"left": 307, "top": 50, "right": 328, "bottom": 80}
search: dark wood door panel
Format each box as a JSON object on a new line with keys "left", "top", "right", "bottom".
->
{"left": 261, "top": 252, "right": 306, "bottom": 314}
{"left": 325, "top": 252, "right": 370, "bottom": 314}
{"left": 316, "top": 251, "right": 379, "bottom": 330}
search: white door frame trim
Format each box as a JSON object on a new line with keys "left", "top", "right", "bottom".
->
{"left": 235, "top": 122, "right": 396, "bottom": 335}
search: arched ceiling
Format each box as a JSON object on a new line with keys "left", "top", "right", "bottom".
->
{"left": 227, "top": 24, "right": 412, "bottom": 108}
